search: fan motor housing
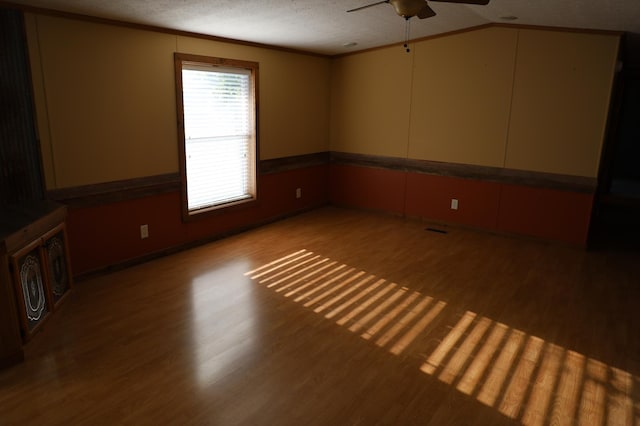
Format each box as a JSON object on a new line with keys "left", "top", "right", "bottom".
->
{"left": 390, "top": 0, "right": 428, "bottom": 18}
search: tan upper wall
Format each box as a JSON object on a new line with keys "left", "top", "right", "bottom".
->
{"left": 506, "top": 29, "right": 619, "bottom": 177}
{"left": 330, "top": 48, "right": 413, "bottom": 158}
{"left": 26, "top": 14, "right": 619, "bottom": 188}
{"left": 27, "top": 15, "right": 177, "bottom": 189}
{"left": 25, "top": 14, "right": 331, "bottom": 189}
{"left": 409, "top": 27, "right": 517, "bottom": 167}
{"left": 330, "top": 26, "right": 620, "bottom": 178}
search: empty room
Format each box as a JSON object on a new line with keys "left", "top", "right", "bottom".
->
{"left": 1, "top": 0, "right": 639, "bottom": 424}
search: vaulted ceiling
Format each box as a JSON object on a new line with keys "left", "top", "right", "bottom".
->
{"left": 5, "top": 0, "right": 640, "bottom": 59}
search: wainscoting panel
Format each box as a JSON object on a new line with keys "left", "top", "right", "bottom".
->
{"left": 329, "top": 164, "right": 406, "bottom": 215}
{"left": 328, "top": 160, "right": 595, "bottom": 246}
{"left": 405, "top": 173, "right": 502, "bottom": 230}
{"left": 62, "top": 164, "right": 329, "bottom": 276}
{"left": 496, "top": 184, "right": 594, "bottom": 246}
{"left": 59, "top": 154, "right": 596, "bottom": 277}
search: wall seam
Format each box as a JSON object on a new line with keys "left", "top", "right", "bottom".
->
{"left": 502, "top": 28, "right": 520, "bottom": 170}
{"left": 402, "top": 43, "right": 417, "bottom": 217}
{"left": 496, "top": 28, "right": 521, "bottom": 230}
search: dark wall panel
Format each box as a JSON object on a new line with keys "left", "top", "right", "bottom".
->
{"left": 0, "top": 8, "right": 43, "bottom": 204}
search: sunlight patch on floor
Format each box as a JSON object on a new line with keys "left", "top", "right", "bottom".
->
{"left": 245, "top": 249, "right": 443, "bottom": 356}
{"left": 245, "top": 250, "right": 639, "bottom": 425}
{"left": 421, "top": 311, "right": 638, "bottom": 425}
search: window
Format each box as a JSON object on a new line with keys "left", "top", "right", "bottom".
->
{"left": 174, "top": 53, "right": 258, "bottom": 218}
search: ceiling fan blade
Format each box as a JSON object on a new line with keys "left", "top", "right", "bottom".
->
{"left": 417, "top": 4, "right": 437, "bottom": 19}
{"left": 347, "top": 0, "right": 390, "bottom": 13}
{"left": 429, "top": 0, "right": 490, "bottom": 5}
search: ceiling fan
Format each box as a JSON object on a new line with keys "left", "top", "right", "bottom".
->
{"left": 347, "top": 0, "right": 490, "bottom": 52}
{"left": 347, "top": 0, "right": 490, "bottom": 20}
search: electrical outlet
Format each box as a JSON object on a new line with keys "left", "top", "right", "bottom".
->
{"left": 450, "top": 199, "right": 459, "bottom": 210}
{"left": 140, "top": 224, "right": 149, "bottom": 239}
{"left": 296, "top": 188, "right": 302, "bottom": 199}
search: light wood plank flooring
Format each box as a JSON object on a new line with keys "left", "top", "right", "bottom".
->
{"left": 1, "top": 207, "right": 639, "bottom": 425}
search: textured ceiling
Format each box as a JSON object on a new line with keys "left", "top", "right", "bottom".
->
{"left": 5, "top": 0, "right": 640, "bottom": 56}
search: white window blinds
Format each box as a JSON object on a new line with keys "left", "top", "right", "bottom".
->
{"left": 181, "top": 64, "right": 255, "bottom": 212}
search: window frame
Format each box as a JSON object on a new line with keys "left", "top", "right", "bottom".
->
{"left": 174, "top": 53, "right": 260, "bottom": 221}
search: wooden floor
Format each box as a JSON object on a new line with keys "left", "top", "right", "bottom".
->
{"left": 1, "top": 207, "right": 639, "bottom": 425}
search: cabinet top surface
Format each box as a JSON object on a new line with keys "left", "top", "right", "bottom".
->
{"left": 0, "top": 200, "right": 66, "bottom": 249}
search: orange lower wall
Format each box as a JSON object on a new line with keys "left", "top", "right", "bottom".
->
{"left": 405, "top": 173, "right": 502, "bottom": 230}
{"left": 329, "top": 164, "right": 593, "bottom": 246}
{"left": 329, "top": 164, "right": 406, "bottom": 214}
{"left": 66, "top": 162, "right": 593, "bottom": 276}
{"left": 66, "top": 165, "right": 328, "bottom": 275}
{"left": 496, "top": 184, "right": 594, "bottom": 245}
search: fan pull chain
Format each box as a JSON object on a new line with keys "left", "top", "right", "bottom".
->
{"left": 403, "top": 17, "right": 411, "bottom": 53}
